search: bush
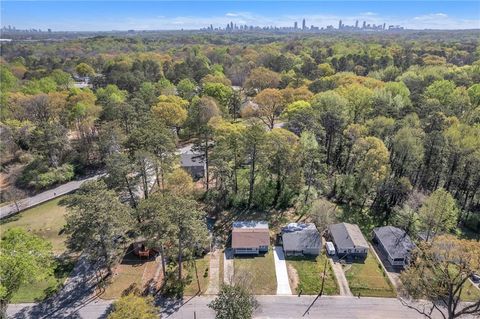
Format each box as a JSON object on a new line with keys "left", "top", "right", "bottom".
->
{"left": 19, "top": 160, "right": 75, "bottom": 190}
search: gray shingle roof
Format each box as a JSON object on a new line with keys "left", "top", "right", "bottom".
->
{"left": 328, "top": 222, "right": 369, "bottom": 250}
{"left": 281, "top": 223, "right": 321, "bottom": 251}
{"left": 373, "top": 226, "right": 415, "bottom": 259}
{"left": 180, "top": 153, "right": 205, "bottom": 167}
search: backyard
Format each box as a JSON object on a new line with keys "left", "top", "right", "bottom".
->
{"left": 286, "top": 253, "right": 339, "bottom": 295}
{"left": 344, "top": 250, "right": 397, "bottom": 298}
{"left": 234, "top": 250, "right": 277, "bottom": 295}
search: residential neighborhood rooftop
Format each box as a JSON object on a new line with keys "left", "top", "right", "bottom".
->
{"left": 329, "top": 222, "right": 369, "bottom": 249}
{"left": 281, "top": 223, "right": 321, "bottom": 252}
{"left": 373, "top": 226, "right": 415, "bottom": 260}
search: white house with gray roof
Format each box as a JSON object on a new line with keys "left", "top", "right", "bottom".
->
{"left": 281, "top": 223, "right": 321, "bottom": 256}
{"left": 328, "top": 222, "right": 369, "bottom": 259}
{"left": 372, "top": 226, "right": 415, "bottom": 268}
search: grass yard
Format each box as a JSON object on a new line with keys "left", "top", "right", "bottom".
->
{"left": 183, "top": 255, "right": 210, "bottom": 295}
{"left": 234, "top": 250, "right": 277, "bottom": 295}
{"left": 344, "top": 250, "right": 397, "bottom": 298}
{"left": 461, "top": 280, "right": 480, "bottom": 302}
{"left": 11, "top": 257, "right": 75, "bottom": 303}
{"left": 1, "top": 197, "right": 67, "bottom": 254}
{"left": 286, "top": 254, "right": 339, "bottom": 295}
{"left": 101, "top": 251, "right": 160, "bottom": 300}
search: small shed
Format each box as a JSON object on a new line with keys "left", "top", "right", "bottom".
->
{"left": 180, "top": 153, "right": 206, "bottom": 180}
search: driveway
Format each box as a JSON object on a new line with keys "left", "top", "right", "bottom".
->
{"left": 370, "top": 243, "right": 404, "bottom": 295}
{"left": 223, "top": 249, "right": 234, "bottom": 285}
{"left": 273, "top": 246, "right": 292, "bottom": 295}
{"left": 205, "top": 250, "right": 220, "bottom": 295}
{"left": 329, "top": 257, "right": 353, "bottom": 296}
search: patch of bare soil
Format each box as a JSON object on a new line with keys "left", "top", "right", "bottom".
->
{"left": 287, "top": 263, "right": 299, "bottom": 294}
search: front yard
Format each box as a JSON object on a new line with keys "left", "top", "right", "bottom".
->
{"left": 101, "top": 251, "right": 161, "bottom": 300}
{"left": 2, "top": 197, "right": 75, "bottom": 303}
{"left": 344, "top": 250, "right": 397, "bottom": 298}
{"left": 234, "top": 250, "right": 277, "bottom": 294}
{"left": 2, "top": 197, "right": 68, "bottom": 254}
{"left": 183, "top": 255, "right": 210, "bottom": 295}
{"left": 286, "top": 253, "right": 339, "bottom": 295}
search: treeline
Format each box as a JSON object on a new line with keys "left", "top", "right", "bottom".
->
{"left": 1, "top": 31, "right": 479, "bottom": 238}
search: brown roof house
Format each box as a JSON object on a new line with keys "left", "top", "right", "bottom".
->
{"left": 232, "top": 221, "right": 270, "bottom": 255}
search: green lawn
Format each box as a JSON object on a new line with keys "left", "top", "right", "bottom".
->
{"left": 461, "top": 280, "right": 480, "bottom": 302}
{"left": 183, "top": 255, "right": 210, "bottom": 296}
{"left": 344, "top": 250, "right": 397, "bottom": 298}
{"left": 286, "top": 253, "right": 339, "bottom": 295}
{"left": 10, "top": 257, "right": 75, "bottom": 303}
{"left": 1, "top": 197, "right": 68, "bottom": 254}
{"left": 2, "top": 197, "right": 74, "bottom": 303}
{"left": 234, "top": 249, "right": 277, "bottom": 295}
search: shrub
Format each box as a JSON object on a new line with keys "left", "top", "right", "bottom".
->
{"left": 19, "top": 160, "right": 75, "bottom": 190}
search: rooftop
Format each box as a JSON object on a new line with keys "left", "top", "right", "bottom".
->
{"left": 281, "top": 223, "right": 321, "bottom": 251}
{"left": 373, "top": 226, "right": 415, "bottom": 259}
{"left": 328, "top": 222, "right": 369, "bottom": 249}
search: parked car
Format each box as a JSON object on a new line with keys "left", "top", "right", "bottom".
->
{"left": 472, "top": 273, "right": 480, "bottom": 283}
{"left": 326, "top": 241, "right": 336, "bottom": 256}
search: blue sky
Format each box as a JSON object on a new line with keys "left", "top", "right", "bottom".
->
{"left": 2, "top": 1, "right": 479, "bottom": 31}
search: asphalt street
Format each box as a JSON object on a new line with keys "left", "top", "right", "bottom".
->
{"left": 9, "top": 295, "right": 458, "bottom": 319}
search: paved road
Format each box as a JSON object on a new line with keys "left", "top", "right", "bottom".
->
{"left": 1, "top": 143, "right": 198, "bottom": 220}
{"left": 8, "top": 296, "right": 454, "bottom": 319}
{"left": 0, "top": 174, "right": 104, "bottom": 219}
{"left": 273, "top": 246, "right": 292, "bottom": 295}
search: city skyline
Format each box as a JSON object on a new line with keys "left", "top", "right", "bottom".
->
{"left": 1, "top": 1, "right": 479, "bottom": 31}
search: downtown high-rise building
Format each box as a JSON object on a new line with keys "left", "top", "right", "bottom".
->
{"left": 302, "top": 18, "right": 306, "bottom": 30}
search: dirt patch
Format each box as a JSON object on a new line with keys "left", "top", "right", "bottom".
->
{"left": 287, "top": 263, "right": 299, "bottom": 293}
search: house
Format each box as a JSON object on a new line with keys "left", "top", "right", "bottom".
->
{"left": 281, "top": 223, "right": 321, "bottom": 256}
{"left": 180, "top": 153, "right": 205, "bottom": 180}
{"left": 328, "top": 222, "right": 369, "bottom": 259}
{"left": 232, "top": 221, "right": 270, "bottom": 255}
{"left": 372, "top": 226, "right": 415, "bottom": 268}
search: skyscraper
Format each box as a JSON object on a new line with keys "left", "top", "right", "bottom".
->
{"left": 302, "top": 18, "right": 306, "bottom": 30}
{"left": 294, "top": 21, "right": 298, "bottom": 29}
{"left": 355, "top": 20, "right": 359, "bottom": 28}
{"left": 362, "top": 21, "right": 366, "bottom": 29}
{"left": 338, "top": 20, "right": 342, "bottom": 29}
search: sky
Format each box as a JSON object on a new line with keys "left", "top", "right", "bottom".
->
{"left": 1, "top": 1, "right": 479, "bottom": 31}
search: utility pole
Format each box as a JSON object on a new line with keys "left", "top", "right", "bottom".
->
{"left": 302, "top": 257, "right": 328, "bottom": 316}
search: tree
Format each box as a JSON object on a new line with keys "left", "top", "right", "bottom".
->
{"left": 418, "top": 188, "right": 459, "bottom": 241}
{"left": 337, "top": 83, "right": 374, "bottom": 123}
{"left": 208, "top": 284, "right": 259, "bottom": 319}
{"left": 177, "top": 78, "right": 197, "bottom": 100}
{"left": 244, "top": 67, "right": 280, "bottom": 92}
{"left": 203, "top": 82, "right": 234, "bottom": 113}
{"left": 189, "top": 96, "right": 220, "bottom": 190}
{"left": 0, "top": 228, "right": 54, "bottom": 318}
{"left": 400, "top": 235, "right": 480, "bottom": 319}
{"left": 243, "top": 121, "right": 266, "bottom": 208}
{"left": 108, "top": 294, "right": 160, "bottom": 319}
{"left": 75, "top": 62, "right": 95, "bottom": 77}
{"left": 152, "top": 95, "right": 188, "bottom": 133}
{"left": 62, "top": 180, "right": 133, "bottom": 274}
{"left": 251, "top": 88, "right": 285, "bottom": 130}
{"left": 309, "top": 199, "right": 337, "bottom": 234}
